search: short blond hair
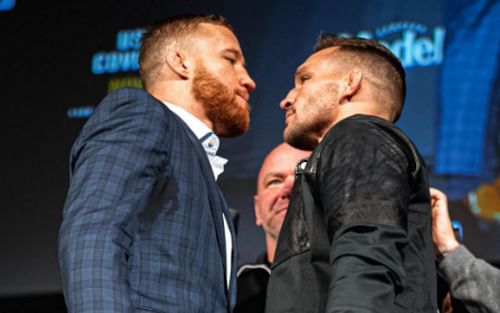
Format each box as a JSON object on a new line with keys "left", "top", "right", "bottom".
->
{"left": 139, "top": 14, "right": 233, "bottom": 89}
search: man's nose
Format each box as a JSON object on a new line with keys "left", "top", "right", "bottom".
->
{"left": 279, "top": 89, "right": 296, "bottom": 110}
{"left": 279, "top": 175, "right": 295, "bottom": 199}
{"left": 241, "top": 70, "right": 256, "bottom": 92}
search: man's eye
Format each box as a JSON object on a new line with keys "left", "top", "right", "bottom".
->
{"left": 300, "top": 75, "right": 311, "bottom": 82}
{"left": 224, "top": 57, "right": 236, "bottom": 64}
{"left": 266, "top": 179, "right": 282, "bottom": 187}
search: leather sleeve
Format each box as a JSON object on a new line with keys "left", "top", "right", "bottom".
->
{"left": 318, "top": 118, "right": 413, "bottom": 312}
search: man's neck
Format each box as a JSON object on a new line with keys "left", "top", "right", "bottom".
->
{"left": 265, "top": 237, "right": 276, "bottom": 264}
{"left": 317, "top": 106, "right": 392, "bottom": 144}
{"left": 147, "top": 83, "right": 214, "bottom": 130}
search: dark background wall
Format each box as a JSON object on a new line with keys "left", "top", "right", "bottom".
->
{"left": 0, "top": 0, "right": 498, "bottom": 305}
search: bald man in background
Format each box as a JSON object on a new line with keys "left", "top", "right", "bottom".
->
{"left": 235, "top": 143, "right": 310, "bottom": 313}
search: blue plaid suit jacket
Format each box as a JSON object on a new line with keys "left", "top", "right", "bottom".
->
{"left": 59, "top": 88, "right": 237, "bottom": 313}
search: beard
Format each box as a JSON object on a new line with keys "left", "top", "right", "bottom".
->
{"left": 191, "top": 65, "right": 250, "bottom": 137}
{"left": 284, "top": 119, "right": 322, "bottom": 150}
{"left": 284, "top": 89, "right": 338, "bottom": 150}
{"left": 284, "top": 114, "right": 329, "bottom": 150}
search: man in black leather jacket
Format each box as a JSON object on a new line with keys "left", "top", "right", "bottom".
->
{"left": 265, "top": 36, "right": 437, "bottom": 313}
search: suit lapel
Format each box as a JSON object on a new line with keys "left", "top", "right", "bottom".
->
{"left": 173, "top": 115, "right": 230, "bottom": 276}
{"left": 184, "top": 126, "right": 239, "bottom": 306}
{"left": 217, "top": 187, "right": 238, "bottom": 307}
{"left": 161, "top": 103, "right": 237, "bottom": 307}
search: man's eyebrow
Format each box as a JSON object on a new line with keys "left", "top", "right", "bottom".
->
{"left": 222, "top": 48, "right": 242, "bottom": 59}
{"left": 295, "top": 66, "right": 310, "bottom": 78}
{"left": 263, "top": 172, "right": 284, "bottom": 182}
{"left": 223, "top": 48, "right": 241, "bottom": 55}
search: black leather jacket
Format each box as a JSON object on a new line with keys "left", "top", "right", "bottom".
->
{"left": 266, "top": 115, "right": 437, "bottom": 313}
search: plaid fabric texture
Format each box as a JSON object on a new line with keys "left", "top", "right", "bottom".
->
{"left": 59, "top": 88, "right": 236, "bottom": 313}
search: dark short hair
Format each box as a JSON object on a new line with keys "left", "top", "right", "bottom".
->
{"left": 315, "top": 35, "right": 406, "bottom": 122}
{"left": 139, "top": 14, "right": 233, "bottom": 89}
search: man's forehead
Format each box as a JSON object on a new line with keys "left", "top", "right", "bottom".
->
{"left": 194, "top": 23, "right": 242, "bottom": 53}
{"left": 259, "top": 154, "right": 289, "bottom": 181}
{"left": 197, "top": 22, "right": 237, "bottom": 41}
{"left": 304, "top": 47, "right": 339, "bottom": 66}
{"left": 296, "top": 47, "right": 341, "bottom": 76}
{"left": 313, "top": 46, "right": 340, "bottom": 58}
{"left": 261, "top": 148, "right": 308, "bottom": 176}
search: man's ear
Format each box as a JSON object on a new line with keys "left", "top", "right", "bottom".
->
{"left": 165, "top": 48, "right": 191, "bottom": 79}
{"left": 339, "top": 68, "right": 363, "bottom": 103}
{"left": 254, "top": 195, "right": 263, "bottom": 226}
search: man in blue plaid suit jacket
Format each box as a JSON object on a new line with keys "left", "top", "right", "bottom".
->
{"left": 59, "top": 15, "right": 256, "bottom": 313}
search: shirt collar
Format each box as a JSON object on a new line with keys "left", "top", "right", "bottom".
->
{"left": 163, "top": 101, "right": 212, "bottom": 140}
{"left": 163, "top": 101, "right": 228, "bottom": 179}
